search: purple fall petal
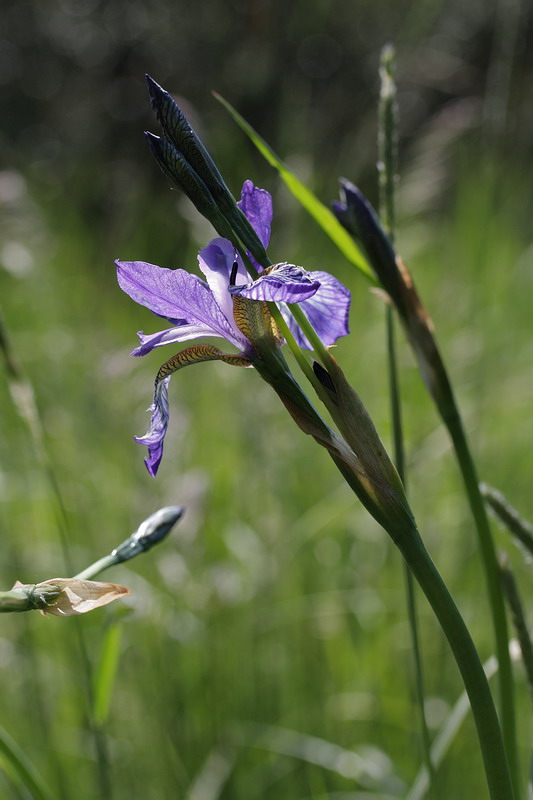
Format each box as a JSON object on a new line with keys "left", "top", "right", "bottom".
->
{"left": 132, "top": 322, "right": 236, "bottom": 356}
{"left": 134, "top": 376, "right": 171, "bottom": 477}
{"left": 116, "top": 259, "right": 244, "bottom": 347}
{"left": 230, "top": 263, "right": 320, "bottom": 303}
{"left": 283, "top": 270, "right": 351, "bottom": 349}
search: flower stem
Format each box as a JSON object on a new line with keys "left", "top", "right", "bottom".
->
{"left": 388, "top": 309, "right": 437, "bottom": 795}
{"left": 378, "top": 45, "right": 436, "bottom": 794}
{"left": 444, "top": 404, "right": 519, "bottom": 793}
{"left": 395, "top": 527, "right": 515, "bottom": 800}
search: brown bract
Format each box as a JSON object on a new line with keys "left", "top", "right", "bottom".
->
{"left": 13, "top": 578, "right": 130, "bottom": 617}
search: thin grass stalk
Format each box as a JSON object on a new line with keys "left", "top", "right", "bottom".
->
{"left": 406, "top": 656, "right": 499, "bottom": 800}
{"left": 0, "top": 725, "right": 55, "bottom": 800}
{"left": 397, "top": 529, "right": 514, "bottom": 800}
{"left": 499, "top": 554, "right": 533, "bottom": 703}
{"left": 481, "top": 483, "right": 533, "bottom": 560}
{"left": 0, "top": 305, "right": 114, "bottom": 799}
{"left": 443, "top": 406, "right": 518, "bottom": 794}
{"left": 378, "top": 45, "right": 436, "bottom": 795}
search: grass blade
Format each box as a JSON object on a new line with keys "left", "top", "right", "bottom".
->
{"left": 0, "top": 725, "right": 55, "bottom": 800}
{"left": 93, "top": 620, "right": 123, "bottom": 727}
{"left": 212, "top": 92, "right": 374, "bottom": 280}
{"left": 405, "top": 656, "right": 498, "bottom": 800}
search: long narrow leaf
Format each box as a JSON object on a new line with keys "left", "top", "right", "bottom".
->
{"left": 405, "top": 656, "right": 498, "bottom": 800}
{"left": 213, "top": 93, "right": 374, "bottom": 281}
{"left": 93, "top": 621, "right": 123, "bottom": 726}
{"left": 0, "top": 725, "right": 55, "bottom": 800}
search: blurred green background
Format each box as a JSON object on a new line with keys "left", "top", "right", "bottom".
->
{"left": 1, "top": 0, "right": 533, "bottom": 797}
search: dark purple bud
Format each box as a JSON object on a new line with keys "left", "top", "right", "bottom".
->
{"left": 145, "top": 76, "right": 268, "bottom": 265}
{"left": 146, "top": 75, "right": 231, "bottom": 203}
{"left": 333, "top": 180, "right": 405, "bottom": 314}
{"left": 145, "top": 132, "right": 223, "bottom": 221}
{"left": 112, "top": 506, "right": 185, "bottom": 561}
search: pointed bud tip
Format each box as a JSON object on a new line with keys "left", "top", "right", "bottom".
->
{"left": 145, "top": 74, "right": 166, "bottom": 107}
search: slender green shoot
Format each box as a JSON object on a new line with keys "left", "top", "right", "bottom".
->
{"left": 481, "top": 483, "right": 533, "bottom": 561}
{"left": 93, "top": 622, "right": 123, "bottom": 727}
{"left": 213, "top": 92, "right": 374, "bottom": 280}
{"left": 405, "top": 656, "right": 499, "bottom": 800}
{"left": 0, "top": 724, "right": 55, "bottom": 800}
{"left": 378, "top": 44, "right": 436, "bottom": 796}
{"left": 499, "top": 553, "right": 533, "bottom": 703}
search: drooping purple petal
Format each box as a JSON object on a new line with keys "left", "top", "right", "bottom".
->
{"left": 197, "top": 238, "right": 248, "bottom": 342}
{"left": 131, "top": 322, "right": 238, "bottom": 356}
{"left": 134, "top": 376, "right": 170, "bottom": 477}
{"left": 229, "top": 263, "right": 320, "bottom": 303}
{"left": 282, "top": 270, "right": 351, "bottom": 349}
{"left": 116, "top": 260, "right": 245, "bottom": 348}
{"left": 135, "top": 343, "right": 253, "bottom": 476}
{"left": 237, "top": 180, "right": 272, "bottom": 249}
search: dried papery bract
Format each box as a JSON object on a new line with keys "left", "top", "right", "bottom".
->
{"left": 10, "top": 579, "right": 130, "bottom": 616}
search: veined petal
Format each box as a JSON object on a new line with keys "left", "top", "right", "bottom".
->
{"left": 132, "top": 322, "right": 239, "bottom": 356}
{"left": 197, "top": 238, "right": 248, "bottom": 340}
{"left": 116, "top": 259, "right": 245, "bottom": 348}
{"left": 230, "top": 263, "right": 320, "bottom": 303}
{"left": 135, "top": 375, "right": 171, "bottom": 477}
{"left": 282, "top": 270, "right": 351, "bottom": 349}
{"left": 237, "top": 180, "right": 272, "bottom": 249}
{"left": 136, "top": 344, "right": 252, "bottom": 476}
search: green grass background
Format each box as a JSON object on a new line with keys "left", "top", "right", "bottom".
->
{"left": 1, "top": 1, "right": 533, "bottom": 797}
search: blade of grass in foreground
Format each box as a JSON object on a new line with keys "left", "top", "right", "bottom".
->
{"left": 377, "top": 44, "right": 436, "bottom": 798}
{"left": 406, "top": 656, "right": 499, "bottom": 800}
{"left": 212, "top": 92, "right": 374, "bottom": 281}
{"left": 93, "top": 620, "right": 123, "bottom": 727}
{"left": 0, "top": 725, "right": 55, "bottom": 800}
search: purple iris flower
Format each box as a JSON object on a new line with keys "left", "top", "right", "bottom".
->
{"left": 116, "top": 180, "right": 350, "bottom": 476}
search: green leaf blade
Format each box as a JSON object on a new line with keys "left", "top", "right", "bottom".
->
{"left": 213, "top": 92, "right": 375, "bottom": 282}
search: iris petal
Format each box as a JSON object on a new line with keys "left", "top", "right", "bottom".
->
{"left": 116, "top": 259, "right": 245, "bottom": 348}
{"left": 135, "top": 376, "right": 170, "bottom": 477}
{"left": 237, "top": 180, "right": 272, "bottom": 249}
{"left": 136, "top": 344, "right": 252, "bottom": 476}
{"left": 282, "top": 270, "right": 351, "bottom": 349}
{"left": 230, "top": 263, "right": 320, "bottom": 303}
{"left": 197, "top": 238, "right": 248, "bottom": 343}
{"left": 132, "top": 322, "right": 240, "bottom": 356}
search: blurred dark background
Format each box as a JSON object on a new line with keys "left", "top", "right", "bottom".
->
{"left": 1, "top": 2, "right": 533, "bottom": 799}
{"left": 3, "top": 0, "right": 533, "bottom": 258}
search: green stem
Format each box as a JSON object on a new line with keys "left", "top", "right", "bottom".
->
{"left": 397, "top": 528, "right": 515, "bottom": 800}
{"left": 403, "top": 562, "right": 437, "bottom": 793}
{"left": 75, "top": 554, "right": 119, "bottom": 581}
{"left": 378, "top": 45, "right": 436, "bottom": 794}
{"left": 444, "top": 404, "right": 519, "bottom": 795}
{"left": 388, "top": 308, "right": 436, "bottom": 796}
{"left": 286, "top": 302, "right": 331, "bottom": 369}
{"left": 406, "top": 655, "right": 499, "bottom": 800}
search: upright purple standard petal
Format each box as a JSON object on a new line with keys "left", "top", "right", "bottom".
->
{"left": 282, "top": 270, "right": 351, "bottom": 349}
{"left": 197, "top": 238, "right": 248, "bottom": 344}
{"left": 134, "top": 376, "right": 171, "bottom": 477}
{"left": 230, "top": 263, "right": 320, "bottom": 303}
{"left": 237, "top": 180, "right": 272, "bottom": 248}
